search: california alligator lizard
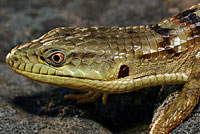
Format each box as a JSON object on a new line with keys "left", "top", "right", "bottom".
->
{"left": 6, "top": 3, "right": 200, "bottom": 134}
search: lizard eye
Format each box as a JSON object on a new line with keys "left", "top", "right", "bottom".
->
{"left": 43, "top": 49, "right": 67, "bottom": 67}
{"left": 51, "top": 52, "right": 64, "bottom": 64}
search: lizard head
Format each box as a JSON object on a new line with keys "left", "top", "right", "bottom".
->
{"left": 6, "top": 27, "right": 131, "bottom": 91}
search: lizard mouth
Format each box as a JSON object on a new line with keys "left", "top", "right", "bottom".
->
{"left": 6, "top": 54, "right": 102, "bottom": 91}
{"left": 6, "top": 49, "right": 116, "bottom": 81}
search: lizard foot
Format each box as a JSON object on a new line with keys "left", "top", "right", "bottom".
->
{"left": 64, "top": 91, "right": 109, "bottom": 105}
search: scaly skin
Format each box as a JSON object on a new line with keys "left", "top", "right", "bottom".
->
{"left": 6, "top": 4, "right": 200, "bottom": 134}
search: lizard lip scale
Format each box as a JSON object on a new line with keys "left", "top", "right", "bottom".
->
{"left": 6, "top": 3, "right": 200, "bottom": 134}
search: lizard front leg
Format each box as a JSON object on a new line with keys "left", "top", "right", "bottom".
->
{"left": 150, "top": 60, "right": 200, "bottom": 134}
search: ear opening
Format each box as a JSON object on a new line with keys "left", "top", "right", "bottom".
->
{"left": 118, "top": 65, "right": 129, "bottom": 79}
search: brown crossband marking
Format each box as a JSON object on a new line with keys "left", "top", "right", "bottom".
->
{"left": 175, "top": 8, "right": 200, "bottom": 26}
{"left": 149, "top": 24, "right": 183, "bottom": 59}
{"left": 176, "top": 11, "right": 200, "bottom": 37}
{"left": 179, "top": 13, "right": 200, "bottom": 24}
{"left": 175, "top": 8, "right": 197, "bottom": 20}
{"left": 150, "top": 24, "right": 172, "bottom": 36}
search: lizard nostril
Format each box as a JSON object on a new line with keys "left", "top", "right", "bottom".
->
{"left": 14, "top": 58, "right": 18, "bottom": 62}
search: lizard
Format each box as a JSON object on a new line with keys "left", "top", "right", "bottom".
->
{"left": 6, "top": 3, "right": 200, "bottom": 134}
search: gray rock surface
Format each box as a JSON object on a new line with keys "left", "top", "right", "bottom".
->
{"left": 0, "top": 0, "right": 200, "bottom": 134}
{"left": 0, "top": 64, "right": 112, "bottom": 134}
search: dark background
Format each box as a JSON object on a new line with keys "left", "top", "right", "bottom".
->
{"left": 0, "top": 0, "right": 199, "bottom": 134}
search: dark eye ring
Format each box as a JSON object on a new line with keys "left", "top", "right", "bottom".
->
{"left": 51, "top": 52, "right": 64, "bottom": 64}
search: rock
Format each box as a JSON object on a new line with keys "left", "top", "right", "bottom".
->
{"left": 0, "top": 64, "right": 112, "bottom": 134}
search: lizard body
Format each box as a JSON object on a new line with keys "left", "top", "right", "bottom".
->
{"left": 6, "top": 4, "right": 200, "bottom": 134}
